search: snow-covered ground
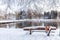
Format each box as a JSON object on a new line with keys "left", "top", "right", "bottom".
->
{"left": 0, "top": 28, "right": 59, "bottom": 40}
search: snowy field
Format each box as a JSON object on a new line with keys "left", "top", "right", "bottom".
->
{"left": 0, "top": 28, "right": 59, "bottom": 40}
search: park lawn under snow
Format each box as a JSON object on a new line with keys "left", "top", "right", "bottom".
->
{"left": 0, "top": 28, "right": 59, "bottom": 40}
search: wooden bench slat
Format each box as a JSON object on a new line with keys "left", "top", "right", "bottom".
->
{"left": 24, "top": 28, "right": 56, "bottom": 31}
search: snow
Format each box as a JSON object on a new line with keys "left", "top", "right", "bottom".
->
{"left": 0, "top": 0, "right": 60, "bottom": 13}
{"left": 0, "top": 28, "right": 59, "bottom": 40}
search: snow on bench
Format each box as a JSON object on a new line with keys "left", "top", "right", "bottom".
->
{"left": 23, "top": 26, "right": 56, "bottom": 36}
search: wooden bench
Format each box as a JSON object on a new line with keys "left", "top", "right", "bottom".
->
{"left": 23, "top": 27, "right": 56, "bottom": 36}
